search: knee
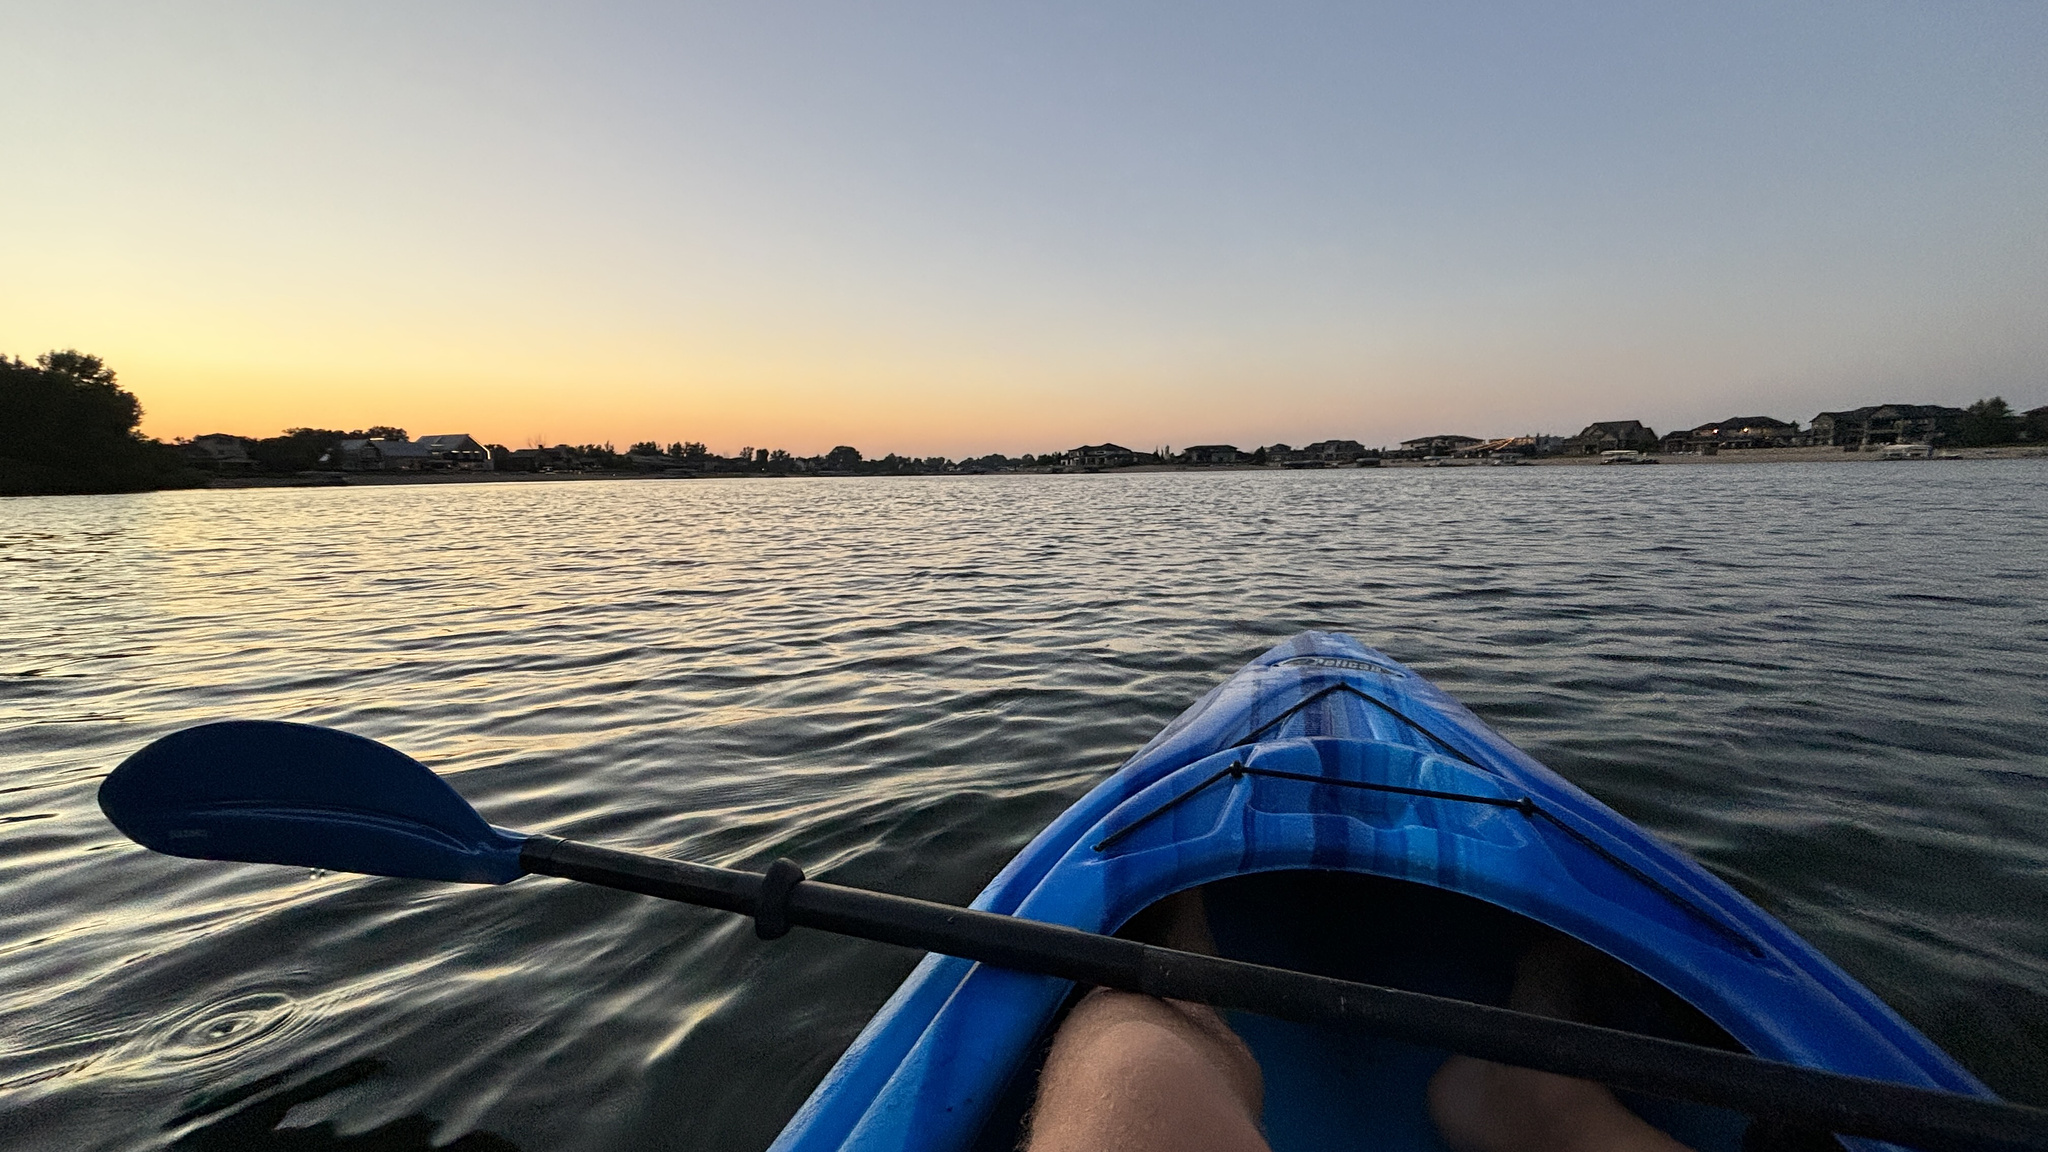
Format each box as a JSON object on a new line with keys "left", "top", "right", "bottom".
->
{"left": 1029, "top": 990, "right": 1267, "bottom": 1150}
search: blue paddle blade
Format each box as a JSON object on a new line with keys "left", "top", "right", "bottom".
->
{"left": 99, "top": 720, "right": 527, "bottom": 884}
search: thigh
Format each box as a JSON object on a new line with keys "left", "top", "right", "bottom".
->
{"left": 1025, "top": 990, "right": 1271, "bottom": 1152}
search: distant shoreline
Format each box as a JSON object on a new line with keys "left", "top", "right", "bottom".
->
{"left": 195, "top": 444, "right": 2048, "bottom": 489}
{"left": 1407, "top": 445, "right": 2048, "bottom": 467}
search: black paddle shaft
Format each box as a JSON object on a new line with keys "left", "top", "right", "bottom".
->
{"left": 519, "top": 836, "right": 2047, "bottom": 1152}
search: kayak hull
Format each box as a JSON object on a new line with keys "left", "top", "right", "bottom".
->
{"left": 771, "top": 632, "right": 1990, "bottom": 1152}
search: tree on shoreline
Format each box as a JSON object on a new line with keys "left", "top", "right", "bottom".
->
{"left": 1958, "top": 397, "right": 2021, "bottom": 447}
{"left": 248, "top": 427, "right": 352, "bottom": 473}
{"left": 1, "top": 351, "right": 204, "bottom": 496}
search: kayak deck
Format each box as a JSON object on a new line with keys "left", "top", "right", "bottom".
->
{"left": 772, "top": 632, "right": 1990, "bottom": 1152}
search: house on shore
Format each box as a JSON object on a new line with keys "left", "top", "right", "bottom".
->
{"left": 1062, "top": 443, "right": 1142, "bottom": 469}
{"left": 1179, "top": 444, "right": 1244, "bottom": 465}
{"left": 183, "top": 434, "right": 254, "bottom": 470}
{"left": 1809, "top": 405, "right": 1966, "bottom": 448}
{"left": 1564, "top": 421, "right": 1658, "bottom": 455}
{"left": 328, "top": 434, "right": 494, "bottom": 471}
{"left": 1397, "top": 434, "right": 1482, "bottom": 458}
{"left": 1661, "top": 417, "right": 1802, "bottom": 453}
{"left": 495, "top": 445, "right": 579, "bottom": 472}
{"left": 1302, "top": 439, "right": 1372, "bottom": 464}
{"left": 414, "top": 434, "right": 495, "bottom": 470}
{"left": 1463, "top": 435, "right": 1561, "bottom": 459}
{"left": 327, "top": 438, "right": 433, "bottom": 471}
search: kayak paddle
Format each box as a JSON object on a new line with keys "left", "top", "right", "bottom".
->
{"left": 98, "top": 720, "right": 2047, "bottom": 1152}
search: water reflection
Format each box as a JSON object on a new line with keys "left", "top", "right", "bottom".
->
{"left": 168, "top": 1059, "right": 518, "bottom": 1151}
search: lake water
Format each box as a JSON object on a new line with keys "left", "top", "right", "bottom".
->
{"left": 2, "top": 463, "right": 2045, "bottom": 1151}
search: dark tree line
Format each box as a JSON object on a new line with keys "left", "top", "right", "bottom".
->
{"left": 241, "top": 426, "right": 406, "bottom": 472}
{"left": 1958, "top": 397, "right": 2048, "bottom": 447}
{"left": 0, "top": 351, "right": 205, "bottom": 496}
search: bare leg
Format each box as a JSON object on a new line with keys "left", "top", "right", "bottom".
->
{"left": 1025, "top": 989, "right": 1270, "bottom": 1152}
{"left": 1429, "top": 937, "right": 1694, "bottom": 1152}
{"left": 1024, "top": 891, "right": 1269, "bottom": 1152}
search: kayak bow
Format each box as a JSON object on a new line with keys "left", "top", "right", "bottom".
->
{"left": 770, "top": 632, "right": 1996, "bottom": 1152}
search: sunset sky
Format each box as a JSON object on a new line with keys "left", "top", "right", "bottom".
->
{"left": 4, "top": 3, "right": 2044, "bottom": 456}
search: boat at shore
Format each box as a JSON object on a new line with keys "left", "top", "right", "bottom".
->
{"left": 1599, "top": 450, "right": 1660, "bottom": 464}
{"left": 771, "top": 632, "right": 1989, "bottom": 1152}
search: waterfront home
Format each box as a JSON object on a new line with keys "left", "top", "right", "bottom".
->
{"left": 414, "top": 434, "right": 495, "bottom": 470}
{"left": 497, "top": 445, "right": 579, "bottom": 472}
{"left": 1398, "top": 434, "right": 1482, "bottom": 458}
{"left": 328, "top": 438, "right": 434, "bottom": 471}
{"left": 1565, "top": 421, "right": 1659, "bottom": 455}
{"left": 1180, "top": 444, "right": 1244, "bottom": 465}
{"left": 1466, "top": 435, "right": 1565, "bottom": 459}
{"left": 1661, "top": 417, "right": 1802, "bottom": 453}
{"left": 1464, "top": 437, "right": 1527, "bottom": 459}
{"left": 182, "top": 434, "right": 254, "bottom": 470}
{"left": 1302, "top": 439, "right": 1370, "bottom": 463}
{"left": 1062, "top": 443, "right": 1141, "bottom": 469}
{"left": 1809, "top": 404, "right": 1966, "bottom": 448}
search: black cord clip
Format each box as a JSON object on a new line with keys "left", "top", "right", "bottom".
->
{"left": 754, "top": 857, "right": 806, "bottom": 940}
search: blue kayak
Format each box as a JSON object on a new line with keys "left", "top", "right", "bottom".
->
{"left": 769, "top": 631, "right": 1990, "bottom": 1152}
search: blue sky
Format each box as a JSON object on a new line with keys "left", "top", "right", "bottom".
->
{"left": 3, "top": 2, "right": 2043, "bottom": 453}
